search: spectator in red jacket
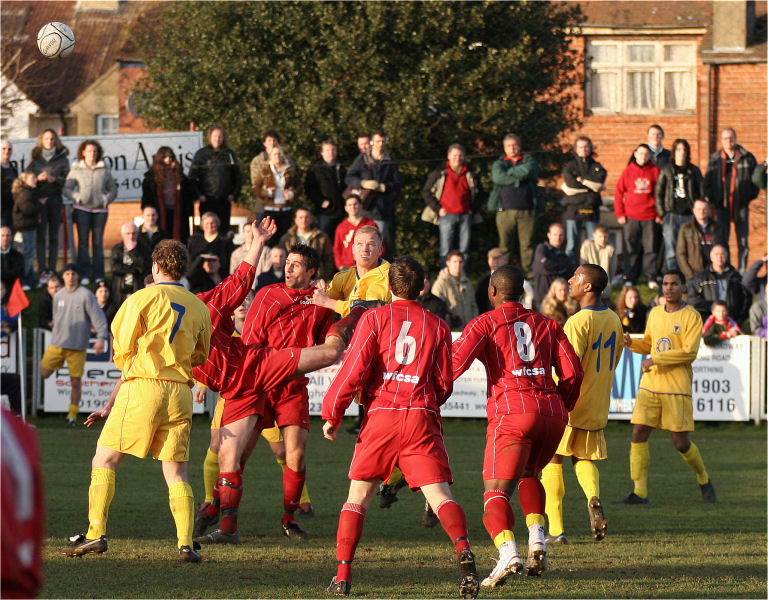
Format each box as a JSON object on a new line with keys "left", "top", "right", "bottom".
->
{"left": 614, "top": 144, "right": 661, "bottom": 287}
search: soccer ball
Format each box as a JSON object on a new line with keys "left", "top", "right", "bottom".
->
{"left": 37, "top": 22, "right": 75, "bottom": 59}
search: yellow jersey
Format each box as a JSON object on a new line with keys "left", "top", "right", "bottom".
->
{"left": 327, "top": 260, "right": 391, "bottom": 316}
{"left": 112, "top": 282, "right": 211, "bottom": 385}
{"left": 563, "top": 306, "right": 624, "bottom": 430}
{"left": 630, "top": 303, "right": 701, "bottom": 397}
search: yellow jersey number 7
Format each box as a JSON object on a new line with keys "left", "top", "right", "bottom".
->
{"left": 170, "top": 302, "right": 186, "bottom": 343}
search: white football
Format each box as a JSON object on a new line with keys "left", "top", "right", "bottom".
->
{"left": 37, "top": 22, "right": 75, "bottom": 59}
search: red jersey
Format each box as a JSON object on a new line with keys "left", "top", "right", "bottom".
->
{"left": 243, "top": 283, "right": 333, "bottom": 351}
{"left": 1, "top": 408, "right": 44, "bottom": 599}
{"left": 452, "top": 301, "right": 583, "bottom": 421}
{"left": 333, "top": 217, "right": 379, "bottom": 269}
{"left": 242, "top": 282, "right": 333, "bottom": 396}
{"left": 322, "top": 300, "right": 453, "bottom": 427}
{"left": 193, "top": 261, "right": 256, "bottom": 392}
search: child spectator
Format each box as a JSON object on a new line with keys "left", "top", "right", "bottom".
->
{"left": 702, "top": 300, "right": 741, "bottom": 346}
{"left": 579, "top": 224, "right": 617, "bottom": 297}
{"left": 615, "top": 285, "right": 647, "bottom": 333}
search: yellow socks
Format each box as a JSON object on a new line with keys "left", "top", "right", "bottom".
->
{"left": 680, "top": 442, "right": 709, "bottom": 485}
{"left": 203, "top": 449, "right": 219, "bottom": 503}
{"left": 276, "top": 457, "right": 312, "bottom": 505}
{"left": 86, "top": 467, "right": 115, "bottom": 539}
{"left": 169, "top": 481, "right": 194, "bottom": 549}
{"left": 629, "top": 442, "right": 650, "bottom": 498}
{"left": 540, "top": 462, "right": 565, "bottom": 536}
{"left": 386, "top": 467, "right": 404, "bottom": 486}
{"left": 525, "top": 513, "right": 545, "bottom": 527}
{"left": 574, "top": 459, "right": 600, "bottom": 500}
{"left": 493, "top": 529, "right": 515, "bottom": 549}
{"left": 67, "top": 403, "right": 79, "bottom": 421}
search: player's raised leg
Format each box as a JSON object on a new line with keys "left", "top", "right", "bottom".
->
{"left": 573, "top": 458, "right": 607, "bottom": 540}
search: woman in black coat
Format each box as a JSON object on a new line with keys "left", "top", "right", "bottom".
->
{"left": 141, "top": 147, "right": 196, "bottom": 244}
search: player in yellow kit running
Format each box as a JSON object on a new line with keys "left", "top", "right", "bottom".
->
{"left": 616, "top": 269, "right": 715, "bottom": 505}
{"left": 65, "top": 240, "right": 212, "bottom": 562}
{"left": 541, "top": 264, "right": 624, "bottom": 544}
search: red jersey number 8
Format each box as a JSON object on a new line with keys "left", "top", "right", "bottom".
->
{"left": 513, "top": 321, "right": 536, "bottom": 362}
{"left": 395, "top": 321, "right": 416, "bottom": 365}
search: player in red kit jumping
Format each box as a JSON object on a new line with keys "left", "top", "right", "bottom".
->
{"left": 452, "top": 265, "right": 583, "bottom": 587}
{"left": 322, "top": 256, "right": 479, "bottom": 599}
{"left": 241, "top": 244, "right": 334, "bottom": 539}
{"left": 189, "top": 218, "right": 358, "bottom": 546}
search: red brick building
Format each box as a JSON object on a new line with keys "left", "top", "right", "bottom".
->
{"left": 569, "top": 0, "right": 767, "bottom": 261}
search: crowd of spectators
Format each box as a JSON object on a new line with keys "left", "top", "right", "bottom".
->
{"left": 1, "top": 123, "right": 766, "bottom": 343}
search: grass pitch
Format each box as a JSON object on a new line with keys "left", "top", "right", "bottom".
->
{"left": 38, "top": 416, "right": 766, "bottom": 598}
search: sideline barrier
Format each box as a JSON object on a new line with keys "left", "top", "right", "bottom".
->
{"left": 26, "top": 328, "right": 766, "bottom": 423}
{"left": 306, "top": 333, "right": 764, "bottom": 422}
{"left": 32, "top": 329, "right": 205, "bottom": 415}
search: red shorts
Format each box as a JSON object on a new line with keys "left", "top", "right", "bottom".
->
{"left": 264, "top": 378, "right": 310, "bottom": 430}
{"left": 348, "top": 408, "right": 452, "bottom": 489}
{"left": 220, "top": 346, "right": 301, "bottom": 427}
{"left": 483, "top": 413, "right": 567, "bottom": 481}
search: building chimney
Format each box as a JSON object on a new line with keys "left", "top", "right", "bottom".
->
{"left": 712, "top": 0, "right": 755, "bottom": 51}
{"left": 75, "top": 0, "right": 120, "bottom": 12}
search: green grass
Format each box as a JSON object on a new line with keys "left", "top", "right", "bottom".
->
{"left": 37, "top": 416, "right": 766, "bottom": 598}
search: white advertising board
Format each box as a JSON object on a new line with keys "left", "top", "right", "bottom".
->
{"left": 306, "top": 334, "right": 752, "bottom": 422}
{"left": 40, "top": 330, "right": 205, "bottom": 415}
{"left": 8, "top": 132, "right": 203, "bottom": 203}
{"left": 0, "top": 333, "right": 18, "bottom": 374}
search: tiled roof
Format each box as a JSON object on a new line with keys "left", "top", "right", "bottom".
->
{"left": 572, "top": 0, "right": 766, "bottom": 61}
{"left": 573, "top": 1, "right": 712, "bottom": 28}
{"left": 1, "top": 0, "right": 154, "bottom": 113}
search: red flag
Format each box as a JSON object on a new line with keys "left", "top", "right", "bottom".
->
{"left": 7, "top": 279, "right": 30, "bottom": 318}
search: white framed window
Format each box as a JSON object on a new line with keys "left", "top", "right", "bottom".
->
{"left": 586, "top": 40, "right": 696, "bottom": 114}
{"left": 96, "top": 114, "right": 119, "bottom": 135}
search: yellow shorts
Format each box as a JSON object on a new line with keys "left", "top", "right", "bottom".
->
{"left": 260, "top": 424, "right": 283, "bottom": 443}
{"left": 631, "top": 388, "right": 694, "bottom": 433}
{"left": 556, "top": 425, "right": 607, "bottom": 460}
{"left": 98, "top": 378, "right": 193, "bottom": 461}
{"left": 210, "top": 395, "right": 225, "bottom": 429}
{"left": 41, "top": 346, "right": 86, "bottom": 378}
{"left": 210, "top": 397, "right": 282, "bottom": 443}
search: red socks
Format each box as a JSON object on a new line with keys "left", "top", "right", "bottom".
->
{"left": 218, "top": 471, "right": 243, "bottom": 534}
{"left": 282, "top": 466, "right": 306, "bottom": 524}
{"left": 435, "top": 499, "right": 470, "bottom": 556}
{"left": 517, "top": 477, "right": 545, "bottom": 517}
{"left": 482, "top": 489, "right": 514, "bottom": 540}
{"left": 205, "top": 484, "right": 220, "bottom": 518}
{"left": 336, "top": 502, "right": 367, "bottom": 583}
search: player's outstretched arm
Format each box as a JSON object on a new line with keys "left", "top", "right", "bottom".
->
{"left": 244, "top": 217, "right": 277, "bottom": 267}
